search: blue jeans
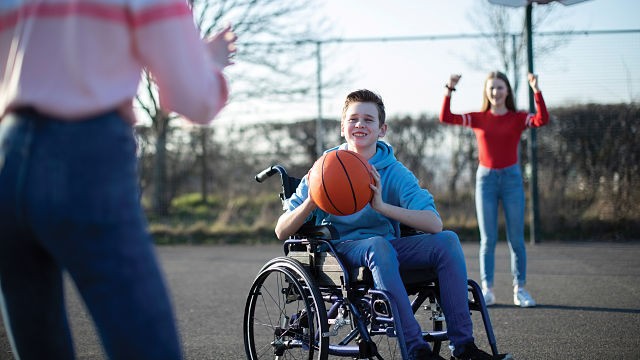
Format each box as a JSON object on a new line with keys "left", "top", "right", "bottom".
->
{"left": 334, "top": 231, "right": 474, "bottom": 355}
{"left": 0, "top": 110, "right": 182, "bottom": 359}
{"left": 475, "top": 164, "right": 527, "bottom": 288}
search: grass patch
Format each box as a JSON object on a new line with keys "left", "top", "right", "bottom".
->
{"left": 147, "top": 192, "right": 282, "bottom": 244}
{"left": 147, "top": 192, "right": 639, "bottom": 245}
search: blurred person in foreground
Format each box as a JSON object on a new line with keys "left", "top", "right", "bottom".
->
{"left": 439, "top": 72, "right": 549, "bottom": 308}
{"left": 0, "top": 0, "right": 236, "bottom": 358}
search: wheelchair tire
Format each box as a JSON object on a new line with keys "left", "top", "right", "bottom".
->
{"left": 244, "top": 257, "right": 329, "bottom": 360}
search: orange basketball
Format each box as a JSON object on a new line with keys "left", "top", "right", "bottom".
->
{"left": 308, "top": 150, "right": 374, "bottom": 216}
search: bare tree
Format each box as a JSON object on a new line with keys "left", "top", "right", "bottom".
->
{"left": 464, "top": 1, "right": 568, "bottom": 98}
{"left": 135, "top": 71, "right": 179, "bottom": 215}
{"left": 446, "top": 127, "right": 476, "bottom": 200}
{"left": 137, "top": 0, "right": 331, "bottom": 215}
{"left": 384, "top": 115, "right": 444, "bottom": 187}
{"left": 193, "top": 0, "right": 329, "bottom": 101}
{"left": 538, "top": 104, "right": 640, "bottom": 225}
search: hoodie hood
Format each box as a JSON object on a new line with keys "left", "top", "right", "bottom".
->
{"left": 327, "top": 141, "right": 397, "bottom": 170}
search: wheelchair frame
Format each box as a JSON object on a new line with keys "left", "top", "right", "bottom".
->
{"left": 243, "top": 165, "right": 501, "bottom": 360}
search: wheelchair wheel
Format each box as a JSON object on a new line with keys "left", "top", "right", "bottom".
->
{"left": 244, "top": 257, "right": 329, "bottom": 360}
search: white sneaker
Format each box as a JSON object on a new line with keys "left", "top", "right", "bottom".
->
{"left": 514, "top": 287, "right": 536, "bottom": 307}
{"left": 482, "top": 287, "right": 496, "bottom": 306}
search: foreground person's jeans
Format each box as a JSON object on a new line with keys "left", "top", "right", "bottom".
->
{"left": 0, "top": 109, "right": 182, "bottom": 359}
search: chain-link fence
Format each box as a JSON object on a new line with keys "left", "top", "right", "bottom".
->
{"left": 137, "top": 29, "right": 640, "bottom": 241}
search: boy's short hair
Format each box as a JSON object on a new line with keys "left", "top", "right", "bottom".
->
{"left": 342, "top": 89, "right": 386, "bottom": 126}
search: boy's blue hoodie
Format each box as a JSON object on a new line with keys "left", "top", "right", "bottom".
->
{"left": 285, "top": 141, "right": 440, "bottom": 242}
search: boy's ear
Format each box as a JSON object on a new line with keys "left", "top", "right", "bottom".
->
{"left": 378, "top": 123, "right": 387, "bottom": 138}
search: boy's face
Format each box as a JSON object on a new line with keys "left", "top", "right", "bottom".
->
{"left": 341, "top": 102, "right": 387, "bottom": 152}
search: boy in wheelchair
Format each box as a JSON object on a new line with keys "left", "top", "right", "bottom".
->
{"left": 275, "top": 89, "right": 509, "bottom": 360}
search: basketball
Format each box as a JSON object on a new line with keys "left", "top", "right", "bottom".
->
{"left": 308, "top": 150, "right": 374, "bottom": 216}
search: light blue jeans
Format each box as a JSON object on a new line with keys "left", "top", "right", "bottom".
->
{"left": 475, "top": 164, "right": 527, "bottom": 288}
{"left": 334, "top": 231, "right": 474, "bottom": 355}
{"left": 0, "top": 109, "right": 182, "bottom": 359}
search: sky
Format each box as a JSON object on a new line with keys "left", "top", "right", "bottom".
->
{"left": 218, "top": 0, "right": 640, "bottom": 125}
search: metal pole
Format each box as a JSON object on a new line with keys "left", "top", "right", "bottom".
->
{"left": 315, "top": 41, "right": 324, "bottom": 158}
{"left": 526, "top": 4, "right": 540, "bottom": 244}
{"left": 511, "top": 34, "right": 518, "bottom": 107}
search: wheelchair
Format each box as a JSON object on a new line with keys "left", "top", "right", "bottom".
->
{"left": 244, "top": 165, "right": 504, "bottom": 360}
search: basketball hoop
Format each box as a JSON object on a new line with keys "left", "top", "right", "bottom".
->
{"left": 487, "top": 0, "right": 590, "bottom": 7}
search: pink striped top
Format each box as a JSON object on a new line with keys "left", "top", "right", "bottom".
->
{"left": 0, "top": 0, "right": 229, "bottom": 124}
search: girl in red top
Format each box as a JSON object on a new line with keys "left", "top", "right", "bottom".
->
{"left": 439, "top": 71, "right": 549, "bottom": 308}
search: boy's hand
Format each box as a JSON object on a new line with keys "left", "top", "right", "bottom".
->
{"left": 305, "top": 191, "right": 318, "bottom": 211}
{"left": 369, "top": 166, "right": 385, "bottom": 211}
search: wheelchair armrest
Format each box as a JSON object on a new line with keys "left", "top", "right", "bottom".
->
{"left": 400, "top": 223, "right": 423, "bottom": 237}
{"left": 294, "top": 222, "right": 339, "bottom": 240}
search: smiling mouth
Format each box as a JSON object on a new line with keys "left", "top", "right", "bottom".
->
{"left": 353, "top": 132, "right": 367, "bottom": 137}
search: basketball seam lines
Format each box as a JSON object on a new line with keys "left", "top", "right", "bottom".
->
{"left": 351, "top": 153, "right": 374, "bottom": 203}
{"left": 336, "top": 151, "right": 358, "bottom": 215}
{"left": 321, "top": 154, "right": 346, "bottom": 215}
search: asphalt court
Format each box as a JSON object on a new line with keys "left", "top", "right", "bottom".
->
{"left": 1, "top": 241, "right": 639, "bottom": 359}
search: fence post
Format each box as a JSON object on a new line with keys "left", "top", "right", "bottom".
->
{"left": 315, "top": 41, "right": 324, "bottom": 158}
{"left": 526, "top": 4, "right": 540, "bottom": 244}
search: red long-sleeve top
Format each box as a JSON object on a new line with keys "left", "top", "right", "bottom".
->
{"left": 439, "top": 92, "right": 549, "bottom": 169}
